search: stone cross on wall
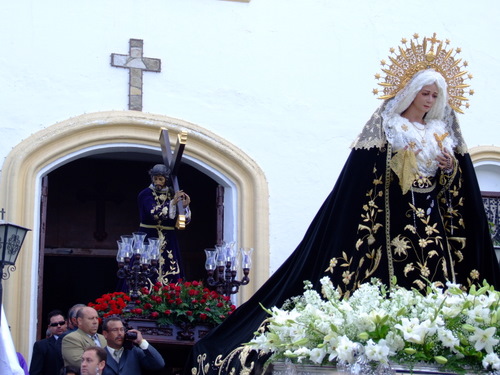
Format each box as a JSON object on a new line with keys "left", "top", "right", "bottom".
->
{"left": 111, "top": 39, "right": 161, "bottom": 111}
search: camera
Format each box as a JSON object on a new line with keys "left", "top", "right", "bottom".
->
{"left": 123, "top": 330, "right": 138, "bottom": 350}
{"left": 125, "top": 331, "right": 137, "bottom": 340}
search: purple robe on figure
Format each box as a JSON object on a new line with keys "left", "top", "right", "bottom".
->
{"left": 138, "top": 184, "right": 190, "bottom": 284}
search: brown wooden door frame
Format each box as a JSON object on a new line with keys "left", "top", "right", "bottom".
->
{"left": 37, "top": 175, "right": 49, "bottom": 340}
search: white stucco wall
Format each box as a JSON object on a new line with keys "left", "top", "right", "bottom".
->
{"left": 1, "top": 0, "right": 500, "bottom": 275}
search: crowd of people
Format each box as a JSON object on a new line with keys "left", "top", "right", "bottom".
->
{"left": 29, "top": 305, "right": 165, "bottom": 375}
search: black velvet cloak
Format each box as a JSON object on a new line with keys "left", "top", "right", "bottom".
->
{"left": 187, "top": 145, "right": 500, "bottom": 375}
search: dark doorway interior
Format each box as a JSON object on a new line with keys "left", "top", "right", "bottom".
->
{"left": 39, "top": 152, "right": 218, "bottom": 338}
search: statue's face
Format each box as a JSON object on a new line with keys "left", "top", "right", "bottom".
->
{"left": 152, "top": 175, "right": 166, "bottom": 190}
{"left": 408, "top": 83, "right": 439, "bottom": 115}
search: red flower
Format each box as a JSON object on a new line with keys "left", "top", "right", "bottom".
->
{"left": 89, "top": 281, "right": 234, "bottom": 328}
{"left": 88, "top": 292, "right": 130, "bottom": 318}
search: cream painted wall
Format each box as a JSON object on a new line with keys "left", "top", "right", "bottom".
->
{"left": 1, "top": 0, "right": 500, "bottom": 355}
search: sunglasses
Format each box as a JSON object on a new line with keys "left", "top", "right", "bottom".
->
{"left": 49, "top": 321, "right": 66, "bottom": 327}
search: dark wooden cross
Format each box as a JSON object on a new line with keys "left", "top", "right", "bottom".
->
{"left": 0, "top": 208, "right": 5, "bottom": 220}
{"left": 159, "top": 129, "right": 188, "bottom": 229}
{"left": 78, "top": 183, "right": 124, "bottom": 242}
{"left": 110, "top": 38, "right": 161, "bottom": 111}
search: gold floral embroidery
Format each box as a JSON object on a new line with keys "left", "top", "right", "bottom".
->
{"left": 413, "top": 174, "right": 432, "bottom": 188}
{"left": 404, "top": 263, "right": 414, "bottom": 276}
{"left": 391, "top": 235, "right": 409, "bottom": 256}
{"left": 386, "top": 188, "right": 454, "bottom": 290}
{"left": 325, "top": 151, "right": 475, "bottom": 294}
{"left": 192, "top": 346, "right": 258, "bottom": 375}
{"left": 325, "top": 164, "right": 384, "bottom": 295}
{"left": 325, "top": 258, "right": 338, "bottom": 273}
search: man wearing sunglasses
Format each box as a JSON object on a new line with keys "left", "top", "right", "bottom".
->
{"left": 29, "top": 309, "right": 68, "bottom": 375}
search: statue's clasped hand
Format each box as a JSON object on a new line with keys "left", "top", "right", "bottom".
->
{"left": 436, "top": 148, "right": 454, "bottom": 171}
{"left": 173, "top": 190, "right": 191, "bottom": 207}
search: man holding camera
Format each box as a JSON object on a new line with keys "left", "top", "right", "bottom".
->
{"left": 102, "top": 316, "right": 165, "bottom": 375}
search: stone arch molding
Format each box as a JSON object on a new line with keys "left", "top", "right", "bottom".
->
{"left": 470, "top": 145, "right": 500, "bottom": 165}
{"left": 470, "top": 145, "right": 500, "bottom": 189}
{"left": 0, "top": 111, "right": 269, "bottom": 354}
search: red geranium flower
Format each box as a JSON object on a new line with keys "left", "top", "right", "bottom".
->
{"left": 88, "top": 281, "right": 234, "bottom": 328}
{"left": 128, "top": 280, "right": 235, "bottom": 327}
{"left": 88, "top": 292, "right": 130, "bottom": 318}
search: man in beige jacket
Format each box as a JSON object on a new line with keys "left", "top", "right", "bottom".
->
{"left": 62, "top": 306, "right": 106, "bottom": 368}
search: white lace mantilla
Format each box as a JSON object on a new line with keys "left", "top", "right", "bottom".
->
{"left": 351, "top": 100, "right": 468, "bottom": 156}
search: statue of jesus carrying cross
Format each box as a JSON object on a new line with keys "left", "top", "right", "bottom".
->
{"left": 137, "top": 129, "right": 191, "bottom": 284}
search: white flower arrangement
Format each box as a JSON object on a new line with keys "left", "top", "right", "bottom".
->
{"left": 247, "top": 277, "right": 500, "bottom": 374}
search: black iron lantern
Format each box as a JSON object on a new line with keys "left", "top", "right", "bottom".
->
{"left": 0, "top": 221, "right": 30, "bottom": 324}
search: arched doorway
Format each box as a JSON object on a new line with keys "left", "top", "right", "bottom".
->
{"left": 0, "top": 111, "right": 269, "bottom": 355}
{"left": 40, "top": 152, "right": 220, "bottom": 338}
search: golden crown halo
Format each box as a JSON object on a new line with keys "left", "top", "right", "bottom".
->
{"left": 373, "top": 33, "right": 474, "bottom": 113}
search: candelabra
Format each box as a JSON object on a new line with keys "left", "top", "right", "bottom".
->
{"left": 204, "top": 242, "right": 253, "bottom": 296}
{"left": 116, "top": 232, "right": 160, "bottom": 301}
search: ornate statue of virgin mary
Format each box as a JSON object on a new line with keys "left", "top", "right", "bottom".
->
{"left": 188, "top": 33, "right": 500, "bottom": 375}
